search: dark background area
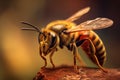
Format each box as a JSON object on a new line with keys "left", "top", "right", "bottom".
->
{"left": 0, "top": 0, "right": 120, "bottom": 80}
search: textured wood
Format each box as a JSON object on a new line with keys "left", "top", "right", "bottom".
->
{"left": 33, "top": 66, "right": 120, "bottom": 80}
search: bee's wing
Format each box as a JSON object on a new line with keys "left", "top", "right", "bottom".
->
{"left": 65, "top": 18, "right": 113, "bottom": 33}
{"left": 66, "top": 7, "right": 90, "bottom": 22}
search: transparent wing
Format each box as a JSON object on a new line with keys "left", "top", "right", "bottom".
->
{"left": 65, "top": 18, "right": 113, "bottom": 33}
{"left": 66, "top": 7, "right": 90, "bottom": 22}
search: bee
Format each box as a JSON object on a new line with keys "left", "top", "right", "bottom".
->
{"left": 21, "top": 7, "right": 113, "bottom": 72}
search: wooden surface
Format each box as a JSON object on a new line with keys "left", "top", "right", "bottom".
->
{"left": 33, "top": 66, "right": 120, "bottom": 80}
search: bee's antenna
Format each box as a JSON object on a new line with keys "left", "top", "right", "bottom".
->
{"left": 21, "top": 22, "right": 41, "bottom": 33}
{"left": 21, "top": 22, "right": 46, "bottom": 42}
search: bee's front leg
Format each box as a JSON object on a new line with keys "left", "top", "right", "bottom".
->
{"left": 49, "top": 48, "right": 57, "bottom": 68}
{"left": 39, "top": 46, "right": 47, "bottom": 69}
{"left": 40, "top": 53, "right": 47, "bottom": 69}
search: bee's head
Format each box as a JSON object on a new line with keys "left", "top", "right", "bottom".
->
{"left": 39, "top": 30, "right": 50, "bottom": 55}
{"left": 39, "top": 30, "right": 58, "bottom": 56}
{"left": 21, "top": 22, "right": 59, "bottom": 56}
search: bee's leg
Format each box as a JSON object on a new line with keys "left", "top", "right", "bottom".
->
{"left": 39, "top": 47, "right": 47, "bottom": 69}
{"left": 71, "top": 43, "right": 78, "bottom": 71}
{"left": 83, "top": 39, "right": 107, "bottom": 72}
{"left": 40, "top": 53, "right": 47, "bottom": 69}
{"left": 72, "top": 43, "right": 86, "bottom": 67}
{"left": 49, "top": 49, "right": 57, "bottom": 68}
{"left": 92, "top": 54, "right": 108, "bottom": 72}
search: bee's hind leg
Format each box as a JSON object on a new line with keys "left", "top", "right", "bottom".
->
{"left": 82, "top": 38, "right": 108, "bottom": 72}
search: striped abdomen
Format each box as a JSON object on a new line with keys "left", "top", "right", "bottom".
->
{"left": 89, "top": 31, "right": 106, "bottom": 65}
{"left": 76, "top": 31, "right": 106, "bottom": 66}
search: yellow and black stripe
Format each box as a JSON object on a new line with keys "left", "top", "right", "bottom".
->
{"left": 89, "top": 31, "right": 106, "bottom": 66}
{"left": 74, "top": 30, "right": 106, "bottom": 66}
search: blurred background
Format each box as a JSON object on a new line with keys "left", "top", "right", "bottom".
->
{"left": 0, "top": 0, "right": 120, "bottom": 80}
